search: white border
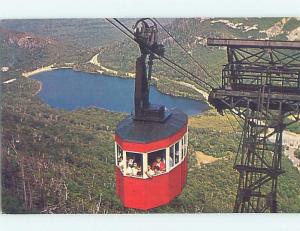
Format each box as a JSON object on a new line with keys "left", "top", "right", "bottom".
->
{"left": 0, "top": 0, "right": 299, "bottom": 18}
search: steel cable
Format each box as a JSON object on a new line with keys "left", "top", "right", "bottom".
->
{"left": 153, "top": 18, "right": 221, "bottom": 88}
{"left": 106, "top": 18, "right": 214, "bottom": 91}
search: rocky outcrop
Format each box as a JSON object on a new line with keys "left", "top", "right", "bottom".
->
{"left": 0, "top": 27, "right": 57, "bottom": 50}
{"left": 287, "top": 27, "right": 300, "bottom": 41}
{"left": 265, "top": 17, "right": 290, "bottom": 38}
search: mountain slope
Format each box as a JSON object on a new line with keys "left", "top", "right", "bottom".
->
{"left": 0, "top": 27, "right": 97, "bottom": 72}
{"left": 96, "top": 17, "right": 300, "bottom": 99}
{"left": 0, "top": 19, "right": 141, "bottom": 48}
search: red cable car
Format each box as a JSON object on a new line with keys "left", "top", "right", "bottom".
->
{"left": 114, "top": 19, "right": 189, "bottom": 210}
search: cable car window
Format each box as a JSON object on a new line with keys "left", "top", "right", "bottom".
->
{"left": 148, "top": 149, "right": 166, "bottom": 176}
{"left": 169, "top": 145, "right": 175, "bottom": 169}
{"left": 175, "top": 141, "right": 180, "bottom": 164}
{"left": 116, "top": 145, "right": 125, "bottom": 172}
{"left": 126, "top": 152, "right": 143, "bottom": 177}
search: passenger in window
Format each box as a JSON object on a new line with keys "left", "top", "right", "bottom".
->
{"left": 152, "top": 156, "right": 166, "bottom": 173}
{"left": 126, "top": 164, "right": 133, "bottom": 176}
{"left": 146, "top": 165, "right": 155, "bottom": 178}
{"left": 127, "top": 157, "right": 134, "bottom": 168}
{"left": 153, "top": 165, "right": 160, "bottom": 173}
{"left": 132, "top": 162, "right": 140, "bottom": 176}
{"left": 137, "top": 165, "right": 142, "bottom": 177}
{"left": 118, "top": 157, "right": 126, "bottom": 172}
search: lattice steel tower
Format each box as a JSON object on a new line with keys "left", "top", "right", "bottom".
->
{"left": 207, "top": 39, "right": 300, "bottom": 212}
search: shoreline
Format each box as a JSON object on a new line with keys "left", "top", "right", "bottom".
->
{"left": 88, "top": 53, "right": 135, "bottom": 78}
{"left": 25, "top": 66, "right": 209, "bottom": 117}
{"left": 23, "top": 52, "right": 208, "bottom": 101}
{"left": 22, "top": 65, "right": 73, "bottom": 78}
{"left": 88, "top": 53, "right": 208, "bottom": 100}
{"left": 171, "top": 80, "right": 209, "bottom": 100}
{"left": 26, "top": 65, "right": 209, "bottom": 108}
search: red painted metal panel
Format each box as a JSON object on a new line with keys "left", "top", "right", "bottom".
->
{"left": 115, "top": 167, "right": 124, "bottom": 199}
{"left": 115, "top": 125, "right": 187, "bottom": 153}
{"left": 145, "top": 172, "right": 170, "bottom": 209}
{"left": 123, "top": 177, "right": 147, "bottom": 207}
{"left": 116, "top": 167, "right": 121, "bottom": 196}
{"left": 181, "top": 157, "right": 188, "bottom": 188}
{"left": 115, "top": 156, "right": 188, "bottom": 210}
{"left": 168, "top": 162, "right": 182, "bottom": 199}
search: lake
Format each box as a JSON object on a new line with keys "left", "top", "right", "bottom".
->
{"left": 32, "top": 69, "right": 209, "bottom": 116}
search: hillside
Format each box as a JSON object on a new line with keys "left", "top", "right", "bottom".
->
{"left": 0, "top": 19, "right": 126, "bottom": 48}
{"left": 0, "top": 19, "right": 173, "bottom": 49}
{"left": 1, "top": 18, "right": 300, "bottom": 213}
{"left": 97, "top": 17, "right": 300, "bottom": 94}
{"left": 0, "top": 27, "right": 97, "bottom": 72}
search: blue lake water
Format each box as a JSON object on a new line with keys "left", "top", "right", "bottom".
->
{"left": 32, "top": 69, "right": 209, "bottom": 116}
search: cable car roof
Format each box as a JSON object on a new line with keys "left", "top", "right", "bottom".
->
{"left": 116, "top": 109, "right": 187, "bottom": 144}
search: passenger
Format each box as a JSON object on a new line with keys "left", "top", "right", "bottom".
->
{"left": 132, "top": 162, "right": 139, "bottom": 176}
{"left": 153, "top": 165, "right": 160, "bottom": 173}
{"left": 152, "top": 156, "right": 166, "bottom": 173}
{"left": 118, "top": 157, "right": 126, "bottom": 171}
{"left": 127, "top": 157, "right": 134, "bottom": 168}
{"left": 137, "top": 165, "right": 142, "bottom": 177}
{"left": 146, "top": 165, "right": 155, "bottom": 178}
{"left": 125, "top": 165, "right": 133, "bottom": 176}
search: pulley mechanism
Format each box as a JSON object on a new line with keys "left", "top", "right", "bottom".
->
{"left": 132, "top": 18, "right": 170, "bottom": 122}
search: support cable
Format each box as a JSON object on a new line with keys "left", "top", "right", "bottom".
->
{"left": 113, "top": 18, "right": 135, "bottom": 37}
{"left": 159, "top": 58, "right": 211, "bottom": 93}
{"left": 107, "top": 18, "right": 214, "bottom": 91}
{"left": 105, "top": 18, "right": 134, "bottom": 40}
{"left": 153, "top": 18, "right": 221, "bottom": 88}
{"left": 161, "top": 55, "right": 214, "bottom": 90}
